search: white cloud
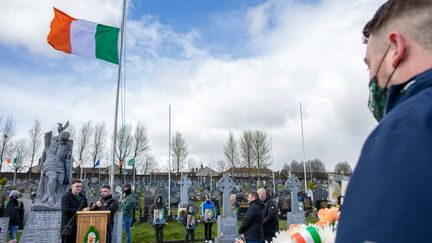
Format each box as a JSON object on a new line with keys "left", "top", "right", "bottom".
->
{"left": 0, "top": 0, "right": 386, "bottom": 173}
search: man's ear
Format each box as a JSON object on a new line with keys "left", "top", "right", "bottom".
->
{"left": 389, "top": 32, "right": 406, "bottom": 68}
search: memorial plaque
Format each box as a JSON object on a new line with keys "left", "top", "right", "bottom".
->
{"left": 21, "top": 211, "right": 62, "bottom": 243}
{"left": 0, "top": 217, "right": 9, "bottom": 243}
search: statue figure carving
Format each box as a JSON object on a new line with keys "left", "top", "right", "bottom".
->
{"left": 35, "top": 121, "right": 73, "bottom": 209}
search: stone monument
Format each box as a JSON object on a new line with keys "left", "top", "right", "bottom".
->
{"left": 285, "top": 174, "right": 305, "bottom": 226}
{"left": 179, "top": 176, "right": 192, "bottom": 207}
{"left": 215, "top": 174, "right": 239, "bottom": 243}
{"left": 21, "top": 122, "right": 74, "bottom": 243}
{"left": 35, "top": 121, "right": 73, "bottom": 209}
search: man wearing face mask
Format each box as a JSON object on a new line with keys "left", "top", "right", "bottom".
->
{"left": 336, "top": 0, "right": 432, "bottom": 242}
{"left": 120, "top": 184, "right": 135, "bottom": 243}
{"left": 201, "top": 194, "right": 216, "bottom": 243}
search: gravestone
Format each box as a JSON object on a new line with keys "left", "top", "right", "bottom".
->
{"left": 215, "top": 174, "right": 239, "bottom": 243}
{"left": 0, "top": 217, "right": 9, "bottom": 243}
{"left": 111, "top": 211, "right": 123, "bottom": 243}
{"left": 21, "top": 198, "right": 32, "bottom": 227}
{"left": 20, "top": 211, "right": 62, "bottom": 243}
{"left": 285, "top": 174, "right": 305, "bottom": 225}
{"left": 179, "top": 176, "right": 192, "bottom": 207}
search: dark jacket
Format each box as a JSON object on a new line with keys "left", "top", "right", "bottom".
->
{"left": 263, "top": 192, "right": 279, "bottom": 238}
{"left": 336, "top": 68, "right": 432, "bottom": 243}
{"left": 183, "top": 207, "right": 198, "bottom": 230}
{"left": 120, "top": 193, "right": 135, "bottom": 218}
{"left": 61, "top": 191, "right": 88, "bottom": 236}
{"left": 91, "top": 194, "right": 118, "bottom": 231}
{"left": 150, "top": 195, "right": 167, "bottom": 227}
{"left": 239, "top": 199, "right": 264, "bottom": 241}
{"left": 0, "top": 198, "right": 24, "bottom": 226}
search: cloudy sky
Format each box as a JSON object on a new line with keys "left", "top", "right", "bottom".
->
{"left": 0, "top": 0, "right": 385, "bottom": 172}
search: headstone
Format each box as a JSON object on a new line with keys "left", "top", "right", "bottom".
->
{"left": 179, "top": 176, "right": 192, "bottom": 207}
{"left": 111, "top": 211, "right": 123, "bottom": 243}
{"left": 285, "top": 174, "right": 305, "bottom": 225}
{"left": 20, "top": 198, "right": 32, "bottom": 227}
{"left": 0, "top": 217, "right": 9, "bottom": 243}
{"left": 215, "top": 174, "right": 239, "bottom": 243}
{"left": 20, "top": 211, "right": 62, "bottom": 243}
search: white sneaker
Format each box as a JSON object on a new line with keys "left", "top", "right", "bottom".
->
{"left": 209, "top": 240, "right": 213, "bottom": 243}
{"left": 205, "top": 240, "right": 208, "bottom": 242}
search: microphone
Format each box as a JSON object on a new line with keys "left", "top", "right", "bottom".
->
{"left": 90, "top": 197, "right": 103, "bottom": 210}
{"left": 59, "top": 199, "right": 85, "bottom": 241}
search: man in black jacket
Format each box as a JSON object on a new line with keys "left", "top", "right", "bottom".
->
{"left": 0, "top": 190, "right": 24, "bottom": 242}
{"left": 258, "top": 188, "right": 279, "bottom": 243}
{"left": 60, "top": 179, "right": 89, "bottom": 243}
{"left": 91, "top": 185, "right": 118, "bottom": 243}
{"left": 239, "top": 191, "right": 264, "bottom": 243}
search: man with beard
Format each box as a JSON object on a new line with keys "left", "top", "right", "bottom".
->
{"left": 91, "top": 185, "right": 118, "bottom": 243}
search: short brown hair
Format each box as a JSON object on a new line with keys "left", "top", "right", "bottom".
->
{"left": 363, "top": 0, "right": 432, "bottom": 46}
{"left": 71, "top": 179, "right": 82, "bottom": 185}
{"left": 249, "top": 192, "right": 259, "bottom": 200}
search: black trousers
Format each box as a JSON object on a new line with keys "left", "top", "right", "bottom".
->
{"left": 61, "top": 235, "right": 76, "bottom": 243}
{"left": 155, "top": 225, "right": 164, "bottom": 243}
{"left": 185, "top": 229, "right": 195, "bottom": 243}
{"left": 204, "top": 222, "right": 213, "bottom": 240}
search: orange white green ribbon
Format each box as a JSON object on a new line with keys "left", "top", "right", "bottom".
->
{"left": 290, "top": 226, "right": 321, "bottom": 243}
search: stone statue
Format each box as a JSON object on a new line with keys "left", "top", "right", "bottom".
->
{"left": 35, "top": 122, "right": 73, "bottom": 209}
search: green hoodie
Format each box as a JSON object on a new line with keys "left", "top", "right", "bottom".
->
{"left": 120, "top": 193, "right": 135, "bottom": 218}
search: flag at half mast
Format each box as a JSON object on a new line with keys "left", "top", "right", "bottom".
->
{"left": 47, "top": 7, "right": 120, "bottom": 64}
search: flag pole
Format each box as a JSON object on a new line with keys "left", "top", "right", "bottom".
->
{"left": 300, "top": 103, "right": 307, "bottom": 190}
{"left": 110, "top": 0, "right": 127, "bottom": 190}
{"left": 168, "top": 105, "right": 172, "bottom": 212}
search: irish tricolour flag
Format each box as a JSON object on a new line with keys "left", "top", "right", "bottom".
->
{"left": 47, "top": 8, "right": 120, "bottom": 64}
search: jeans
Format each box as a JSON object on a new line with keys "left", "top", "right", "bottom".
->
{"left": 155, "top": 225, "right": 164, "bottom": 243}
{"left": 124, "top": 216, "right": 132, "bottom": 243}
{"left": 185, "top": 229, "right": 195, "bottom": 243}
{"left": 204, "top": 222, "right": 213, "bottom": 240}
{"left": 9, "top": 225, "right": 18, "bottom": 241}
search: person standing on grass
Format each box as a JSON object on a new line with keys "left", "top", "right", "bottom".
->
{"left": 0, "top": 190, "right": 24, "bottom": 243}
{"left": 120, "top": 184, "right": 135, "bottom": 243}
{"left": 184, "top": 205, "right": 198, "bottom": 243}
{"left": 239, "top": 191, "right": 264, "bottom": 243}
{"left": 151, "top": 195, "right": 168, "bottom": 243}
{"left": 201, "top": 194, "right": 216, "bottom": 243}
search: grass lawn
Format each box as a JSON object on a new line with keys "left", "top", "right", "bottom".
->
{"left": 127, "top": 216, "right": 318, "bottom": 243}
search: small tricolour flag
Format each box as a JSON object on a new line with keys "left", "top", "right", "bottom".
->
{"left": 128, "top": 159, "right": 134, "bottom": 166}
{"left": 47, "top": 8, "right": 120, "bottom": 64}
{"left": 13, "top": 158, "right": 17, "bottom": 165}
{"left": 95, "top": 159, "right": 100, "bottom": 167}
{"left": 5, "top": 159, "right": 11, "bottom": 165}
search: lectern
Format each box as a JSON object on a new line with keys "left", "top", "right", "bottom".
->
{"left": 76, "top": 210, "right": 110, "bottom": 243}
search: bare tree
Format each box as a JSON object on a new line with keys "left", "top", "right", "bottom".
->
{"left": 75, "top": 121, "right": 92, "bottom": 177}
{"left": 0, "top": 116, "right": 16, "bottom": 171}
{"left": 216, "top": 159, "right": 226, "bottom": 173}
{"left": 28, "top": 119, "right": 43, "bottom": 179}
{"left": 223, "top": 131, "right": 239, "bottom": 173}
{"left": 186, "top": 158, "right": 197, "bottom": 172}
{"left": 252, "top": 130, "right": 271, "bottom": 169}
{"left": 290, "top": 160, "right": 303, "bottom": 174}
{"left": 130, "top": 123, "right": 150, "bottom": 181}
{"left": 116, "top": 124, "right": 133, "bottom": 176}
{"left": 334, "top": 161, "right": 353, "bottom": 175}
{"left": 138, "top": 155, "right": 158, "bottom": 175}
{"left": 12, "top": 139, "right": 29, "bottom": 186}
{"left": 171, "top": 132, "right": 188, "bottom": 174}
{"left": 306, "top": 159, "right": 327, "bottom": 178}
{"left": 280, "top": 162, "right": 290, "bottom": 180}
{"left": 239, "top": 130, "right": 254, "bottom": 177}
{"left": 90, "top": 122, "right": 106, "bottom": 177}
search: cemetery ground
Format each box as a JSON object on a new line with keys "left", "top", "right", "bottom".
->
{"left": 9, "top": 214, "right": 318, "bottom": 243}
